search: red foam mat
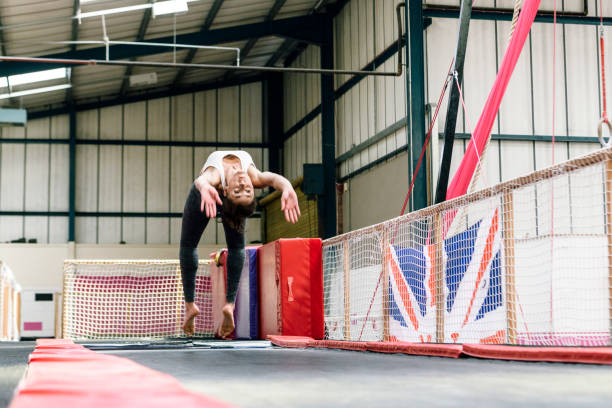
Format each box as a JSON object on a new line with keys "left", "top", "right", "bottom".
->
{"left": 267, "top": 335, "right": 314, "bottom": 348}
{"left": 310, "top": 340, "right": 368, "bottom": 351}
{"left": 462, "top": 344, "right": 612, "bottom": 365}
{"left": 10, "top": 339, "right": 235, "bottom": 408}
{"left": 366, "top": 342, "right": 463, "bottom": 358}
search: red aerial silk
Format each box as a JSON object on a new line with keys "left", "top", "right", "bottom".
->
{"left": 446, "top": 0, "right": 541, "bottom": 200}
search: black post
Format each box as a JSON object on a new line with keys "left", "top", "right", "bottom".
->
{"left": 320, "top": 15, "right": 336, "bottom": 239}
{"left": 265, "top": 73, "right": 283, "bottom": 174}
{"left": 407, "top": 0, "right": 428, "bottom": 211}
{"left": 434, "top": 0, "right": 472, "bottom": 204}
{"left": 68, "top": 107, "right": 76, "bottom": 241}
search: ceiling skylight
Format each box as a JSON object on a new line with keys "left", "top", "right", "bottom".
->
{"left": 0, "top": 84, "right": 72, "bottom": 100}
{"left": 8, "top": 68, "right": 68, "bottom": 87}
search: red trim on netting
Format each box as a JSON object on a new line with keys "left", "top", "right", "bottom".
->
{"left": 366, "top": 342, "right": 463, "bottom": 358}
{"left": 10, "top": 339, "right": 236, "bottom": 408}
{"left": 267, "top": 335, "right": 314, "bottom": 348}
{"left": 310, "top": 340, "right": 368, "bottom": 351}
{"left": 462, "top": 344, "right": 612, "bottom": 365}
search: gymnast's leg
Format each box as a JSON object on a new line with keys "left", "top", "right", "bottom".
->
{"left": 179, "top": 184, "right": 210, "bottom": 336}
{"left": 217, "top": 219, "right": 246, "bottom": 339}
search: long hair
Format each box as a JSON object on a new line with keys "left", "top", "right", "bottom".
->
{"left": 220, "top": 196, "right": 256, "bottom": 233}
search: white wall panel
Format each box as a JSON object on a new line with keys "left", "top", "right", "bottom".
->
{"left": 75, "top": 146, "right": 98, "bottom": 212}
{"left": 146, "top": 147, "right": 170, "bottom": 212}
{"left": 534, "top": 141, "right": 569, "bottom": 169}
{"left": 147, "top": 98, "right": 170, "bottom": 140}
{"left": 170, "top": 147, "right": 193, "bottom": 212}
{"left": 100, "top": 105, "right": 122, "bottom": 140}
{"left": 27, "top": 118, "right": 49, "bottom": 139}
{"left": 194, "top": 90, "right": 217, "bottom": 142}
{"left": 48, "top": 217, "right": 68, "bottom": 243}
{"left": 1, "top": 144, "right": 24, "bottom": 211}
{"left": 77, "top": 110, "right": 98, "bottom": 140}
{"left": 240, "top": 82, "right": 263, "bottom": 143}
{"left": 122, "top": 218, "right": 145, "bottom": 244}
{"left": 172, "top": 94, "right": 194, "bottom": 141}
{"left": 24, "top": 144, "right": 49, "bottom": 211}
{"left": 2, "top": 126, "right": 25, "bottom": 139}
{"left": 146, "top": 218, "right": 169, "bottom": 244}
{"left": 0, "top": 217, "right": 22, "bottom": 242}
{"left": 500, "top": 141, "right": 534, "bottom": 181}
{"left": 498, "top": 21, "right": 533, "bottom": 135}
{"left": 170, "top": 218, "right": 182, "bottom": 245}
{"left": 51, "top": 115, "right": 69, "bottom": 139}
{"left": 98, "top": 146, "right": 122, "bottom": 212}
{"left": 49, "top": 145, "right": 69, "bottom": 211}
{"left": 565, "top": 25, "right": 599, "bottom": 137}
{"left": 124, "top": 102, "right": 146, "bottom": 140}
{"left": 218, "top": 86, "right": 239, "bottom": 142}
{"left": 123, "top": 146, "right": 146, "bottom": 212}
{"left": 531, "top": 24, "right": 568, "bottom": 137}
{"left": 98, "top": 217, "right": 121, "bottom": 244}
{"left": 75, "top": 217, "right": 97, "bottom": 244}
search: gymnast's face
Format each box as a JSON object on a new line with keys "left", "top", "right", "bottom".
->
{"left": 225, "top": 169, "right": 254, "bottom": 205}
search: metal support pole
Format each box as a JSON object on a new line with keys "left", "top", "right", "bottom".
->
{"left": 407, "top": 1, "right": 427, "bottom": 211}
{"left": 435, "top": 0, "right": 472, "bottom": 204}
{"left": 320, "top": 15, "right": 336, "bottom": 239}
{"left": 68, "top": 108, "right": 76, "bottom": 242}
{"left": 265, "top": 73, "right": 283, "bottom": 174}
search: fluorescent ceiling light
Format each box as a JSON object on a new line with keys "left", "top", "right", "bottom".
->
{"left": 8, "top": 68, "right": 67, "bottom": 87}
{"left": 0, "top": 84, "right": 72, "bottom": 100}
{"left": 153, "top": 0, "right": 188, "bottom": 17}
{"left": 129, "top": 72, "right": 158, "bottom": 87}
{"left": 77, "top": 0, "right": 198, "bottom": 19}
{"left": 0, "top": 78, "right": 7, "bottom": 88}
{"left": 78, "top": 4, "right": 152, "bottom": 19}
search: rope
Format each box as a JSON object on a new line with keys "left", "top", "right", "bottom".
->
{"left": 509, "top": 0, "right": 522, "bottom": 42}
{"left": 399, "top": 60, "right": 454, "bottom": 217}
{"left": 550, "top": 0, "right": 557, "bottom": 340}
{"left": 467, "top": 0, "right": 522, "bottom": 197}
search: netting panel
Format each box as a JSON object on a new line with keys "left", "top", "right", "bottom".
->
{"left": 1, "top": 261, "right": 21, "bottom": 341}
{"left": 324, "top": 148, "right": 612, "bottom": 346}
{"left": 63, "top": 260, "right": 212, "bottom": 340}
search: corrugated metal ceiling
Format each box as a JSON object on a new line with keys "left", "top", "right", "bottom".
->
{"left": 0, "top": 0, "right": 337, "bottom": 113}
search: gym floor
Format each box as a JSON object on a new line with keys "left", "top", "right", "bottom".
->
{"left": 2, "top": 340, "right": 612, "bottom": 407}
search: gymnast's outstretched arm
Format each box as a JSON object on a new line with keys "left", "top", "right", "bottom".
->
{"left": 247, "top": 167, "right": 301, "bottom": 224}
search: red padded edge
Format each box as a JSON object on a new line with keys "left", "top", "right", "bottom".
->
{"left": 462, "top": 344, "right": 612, "bottom": 365}
{"left": 10, "top": 339, "right": 235, "bottom": 408}
{"left": 310, "top": 340, "right": 368, "bottom": 351}
{"left": 267, "top": 335, "right": 314, "bottom": 348}
{"left": 307, "top": 239, "right": 324, "bottom": 339}
{"left": 366, "top": 342, "right": 463, "bottom": 358}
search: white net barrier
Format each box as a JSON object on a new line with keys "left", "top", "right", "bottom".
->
{"left": 1, "top": 261, "right": 21, "bottom": 341}
{"left": 62, "top": 260, "right": 212, "bottom": 340}
{"left": 323, "top": 147, "right": 612, "bottom": 346}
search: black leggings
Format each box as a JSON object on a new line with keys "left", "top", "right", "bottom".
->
{"left": 179, "top": 184, "right": 245, "bottom": 303}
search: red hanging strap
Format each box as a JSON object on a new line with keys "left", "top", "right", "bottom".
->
{"left": 598, "top": 2, "right": 612, "bottom": 147}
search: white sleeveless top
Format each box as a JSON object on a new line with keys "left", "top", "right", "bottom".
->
{"left": 202, "top": 151, "right": 255, "bottom": 187}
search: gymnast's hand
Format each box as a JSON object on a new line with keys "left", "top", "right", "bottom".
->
{"left": 200, "top": 184, "right": 223, "bottom": 218}
{"left": 281, "top": 188, "right": 301, "bottom": 224}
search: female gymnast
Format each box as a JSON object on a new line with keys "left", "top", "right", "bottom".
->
{"left": 179, "top": 150, "right": 300, "bottom": 338}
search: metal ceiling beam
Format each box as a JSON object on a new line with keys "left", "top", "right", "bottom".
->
{"left": 0, "top": 15, "right": 326, "bottom": 77}
{"left": 66, "top": 0, "right": 80, "bottom": 105}
{"left": 223, "top": 0, "right": 287, "bottom": 81}
{"left": 29, "top": 74, "right": 264, "bottom": 119}
{"left": 119, "top": 1, "right": 154, "bottom": 97}
{"left": 170, "top": 0, "right": 225, "bottom": 89}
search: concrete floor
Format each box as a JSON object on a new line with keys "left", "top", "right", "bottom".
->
{"left": 101, "top": 343, "right": 612, "bottom": 408}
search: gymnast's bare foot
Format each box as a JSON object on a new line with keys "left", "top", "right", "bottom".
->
{"left": 183, "top": 302, "right": 200, "bottom": 336}
{"left": 218, "top": 303, "right": 235, "bottom": 339}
